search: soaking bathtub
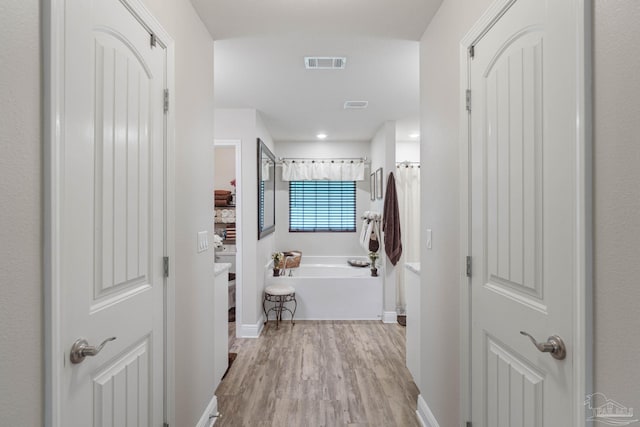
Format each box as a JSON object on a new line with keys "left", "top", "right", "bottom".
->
{"left": 265, "top": 256, "right": 383, "bottom": 320}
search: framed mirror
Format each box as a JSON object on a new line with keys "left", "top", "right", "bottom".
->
{"left": 257, "top": 138, "right": 276, "bottom": 239}
{"left": 370, "top": 172, "right": 376, "bottom": 201}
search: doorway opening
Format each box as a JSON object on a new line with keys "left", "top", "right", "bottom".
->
{"left": 214, "top": 140, "right": 242, "bottom": 349}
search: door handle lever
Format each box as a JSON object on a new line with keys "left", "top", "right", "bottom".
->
{"left": 70, "top": 336, "right": 116, "bottom": 364}
{"left": 520, "top": 331, "right": 566, "bottom": 360}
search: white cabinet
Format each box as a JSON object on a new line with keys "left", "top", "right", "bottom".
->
{"left": 405, "top": 263, "right": 421, "bottom": 386}
{"left": 213, "top": 263, "right": 230, "bottom": 386}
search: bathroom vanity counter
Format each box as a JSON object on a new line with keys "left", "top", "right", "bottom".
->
{"left": 213, "top": 262, "right": 230, "bottom": 386}
{"left": 214, "top": 262, "right": 231, "bottom": 277}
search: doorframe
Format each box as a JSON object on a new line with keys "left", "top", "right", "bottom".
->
{"left": 457, "top": 0, "right": 592, "bottom": 425}
{"left": 214, "top": 139, "right": 243, "bottom": 339}
{"left": 43, "top": 1, "right": 176, "bottom": 425}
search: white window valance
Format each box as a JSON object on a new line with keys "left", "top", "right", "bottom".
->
{"left": 281, "top": 160, "right": 365, "bottom": 181}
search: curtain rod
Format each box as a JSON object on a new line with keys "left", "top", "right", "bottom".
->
{"left": 396, "top": 161, "right": 420, "bottom": 167}
{"left": 278, "top": 156, "right": 367, "bottom": 163}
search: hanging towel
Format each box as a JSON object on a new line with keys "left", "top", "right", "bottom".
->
{"left": 360, "top": 218, "right": 370, "bottom": 250}
{"left": 383, "top": 172, "right": 403, "bottom": 265}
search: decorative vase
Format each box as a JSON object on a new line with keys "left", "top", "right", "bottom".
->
{"left": 370, "top": 267, "right": 378, "bottom": 277}
{"left": 273, "top": 268, "right": 280, "bottom": 277}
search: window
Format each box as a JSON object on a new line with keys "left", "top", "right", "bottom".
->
{"left": 289, "top": 181, "right": 356, "bottom": 232}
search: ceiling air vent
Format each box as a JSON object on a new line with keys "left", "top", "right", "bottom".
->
{"left": 304, "top": 57, "right": 347, "bottom": 70}
{"left": 344, "top": 101, "right": 369, "bottom": 109}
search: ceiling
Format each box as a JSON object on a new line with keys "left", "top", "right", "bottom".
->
{"left": 191, "top": 0, "right": 442, "bottom": 142}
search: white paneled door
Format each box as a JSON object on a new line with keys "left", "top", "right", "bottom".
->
{"left": 470, "top": 0, "right": 584, "bottom": 425}
{"left": 59, "top": 0, "right": 166, "bottom": 425}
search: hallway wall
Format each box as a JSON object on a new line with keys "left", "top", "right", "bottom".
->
{"left": 0, "top": 1, "right": 216, "bottom": 426}
{"left": 418, "top": 0, "right": 492, "bottom": 425}
{"left": 593, "top": 0, "right": 640, "bottom": 411}
{"left": 140, "top": 1, "right": 216, "bottom": 425}
{"left": 418, "top": 0, "right": 640, "bottom": 425}
{"left": 0, "top": 1, "right": 42, "bottom": 425}
{"left": 214, "top": 108, "right": 276, "bottom": 331}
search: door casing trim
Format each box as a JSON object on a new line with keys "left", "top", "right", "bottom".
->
{"left": 43, "top": 1, "right": 176, "bottom": 425}
{"left": 457, "top": 0, "right": 592, "bottom": 425}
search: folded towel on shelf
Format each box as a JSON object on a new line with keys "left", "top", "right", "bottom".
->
{"left": 215, "top": 199, "right": 229, "bottom": 207}
{"left": 215, "top": 190, "right": 232, "bottom": 196}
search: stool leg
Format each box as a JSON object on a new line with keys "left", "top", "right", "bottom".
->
{"left": 263, "top": 296, "right": 268, "bottom": 325}
{"left": 291, "top": 295, "right": 297, "bottom": 326}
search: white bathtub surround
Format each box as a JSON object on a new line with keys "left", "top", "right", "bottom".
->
{"left": 395, "top": 164, "right": 421, "bottom": 315}
{"left": 266, "top": 256, "right": 383, "bottom": 320}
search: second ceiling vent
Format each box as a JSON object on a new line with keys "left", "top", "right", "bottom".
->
{"left": 305, "top": 57, "right": 347, "bottom": 70}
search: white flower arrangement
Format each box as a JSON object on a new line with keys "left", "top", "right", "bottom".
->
{"left": 272, "top": 251, "right": 284, "bottom": 267}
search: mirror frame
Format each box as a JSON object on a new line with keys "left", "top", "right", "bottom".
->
{"left": 257, "top": 138, "right": 276, "bottom": 239}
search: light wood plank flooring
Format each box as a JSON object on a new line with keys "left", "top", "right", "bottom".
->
{"left": 217, "top": 321, "right": 420, "bottom": 427}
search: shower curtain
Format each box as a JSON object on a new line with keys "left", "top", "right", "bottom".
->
{"left": 395, "top": 165, "right": 420, "bottom": 315}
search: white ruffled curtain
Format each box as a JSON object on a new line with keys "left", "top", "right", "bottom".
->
{"left": 281, "top": 161, "right": 365, "bottom": 181}
{"left": 395, "top": 165, "right": 420, "bottom": 315}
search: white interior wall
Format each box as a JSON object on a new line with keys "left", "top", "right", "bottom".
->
{"left": 418, "top": 0, "right": 492, "bottom": 425}
{"left": 274, "top": 140, "right": 371, "bottom": 257}
{"left": 0, "top": 1, "right": 42, "bottom": 425}
{"left": 370, "top": 122, "right": 398, "bottom": 316}
{"left": 214, "top": 109, "right": 275, "bottom": 330}
{"left": 593, "top": 0, "right": 640, "bottom": 409}
{"left": 396, "top": 141, "right": 421, "bottom": 162}
{"left": 255, "top": 113, "right": 277, "bottom": 322}
{"left": 214, "top": 146, "right": 236, "bottom": 192}
{"left": 135, "top": 1, "right": 216, "bottom": 425}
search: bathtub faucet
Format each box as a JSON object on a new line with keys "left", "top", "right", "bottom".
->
{"left": 282, "top": 255, "right": 294, "bottom": 277}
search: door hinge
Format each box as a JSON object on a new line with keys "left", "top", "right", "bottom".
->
{"left": 150, "top": 33, "right": 157, "bottom": 48}
{"left": 466, "top": 256, "right": 472, "bottom": 277}
{"left": 465, "top": 89, "right": 472, "bottom": 112}
{"left": 468, "top": 45, "right": 475, "bottom": 59}
{"left": 163, "top": 89, "right": 169, "bottom": 114}
{"left": 163, "top": 256, "right": 169, "bottom": 278}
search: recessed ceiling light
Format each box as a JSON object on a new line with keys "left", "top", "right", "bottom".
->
{"left": 316, "top": 133, "right": 328, "bottom": 140}
{"left": 409, "top": 133, "right": 420, "bottom": 139}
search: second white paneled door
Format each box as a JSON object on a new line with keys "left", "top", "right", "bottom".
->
{"left": 469, "top": 0, "right": 586, "bottom": 425}
{"left": 58, "top": 0, "right": 167, "bottom": 425}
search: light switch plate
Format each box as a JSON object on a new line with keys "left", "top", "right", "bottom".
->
{"left": 426, "top": 229, "right": 432, "bottom": 249}
{"left": 197, "top": 231, "right": 209, "bottom": 253}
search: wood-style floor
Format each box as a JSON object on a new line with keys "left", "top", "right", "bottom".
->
{"left": 216, "top": 320, "right": 421, "bottom": 427}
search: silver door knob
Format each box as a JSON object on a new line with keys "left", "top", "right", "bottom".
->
{"left": 520, "top": 331, "right": 566, "bottom": 360}
{"left": 70, "top": 337, "right": 116, "bottom": 364}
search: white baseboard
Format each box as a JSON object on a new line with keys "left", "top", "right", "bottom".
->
{"left": 416, "top": 394, "right": 440, "bottom": 427}
{"left": 382, "top": 311, "right": 397, "bottom": 324}
{"left": 238, "top": 316, "right": 264, "bottom": 338}
{"left": 195, "top": 394, "right": 218, "bottom": 427}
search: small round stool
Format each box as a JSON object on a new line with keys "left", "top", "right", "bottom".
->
{"left": 263, "top": 284, "right": 297, "bottom": 330}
